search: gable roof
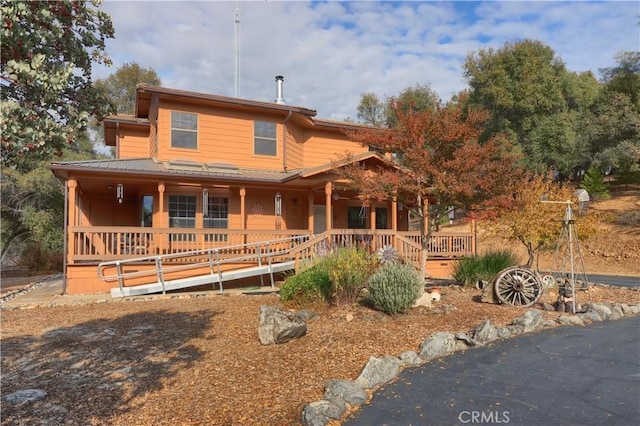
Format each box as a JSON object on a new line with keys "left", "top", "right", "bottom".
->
{"left": 135, "top": 84, "right": 317, "bottom": 119}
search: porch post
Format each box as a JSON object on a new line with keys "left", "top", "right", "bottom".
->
{"left": 240, "top": 186, "right": 246, "bottom": 245}
{"left": 369, "top": 203, "right": 376, "bottom": 252}
{"left": 391, "top": 197, "right": 398, "bottom": 249}
{"left": 158, "top": 181, "right": 165, "bottom": 253}
{"left": 324, "top": 182, "right": 332, "bottom": 234}
{"left": 67, "top": 177, "right": 77, "bottom": 263}
{"left": 307, "top": 191, "right": 314, "bottom": 233}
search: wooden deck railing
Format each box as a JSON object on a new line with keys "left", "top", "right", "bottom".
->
{"left": 69, "top": 226, "right": 475, "bottom": 263}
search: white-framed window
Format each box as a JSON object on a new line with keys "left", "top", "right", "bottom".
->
{"left": 169, "top": 195, "right": 196, "bottom": 228}
{"left": 171, "top": 111, "right": 198, "bottom": 149}
{"left": 169, "top": 195, "right": 196, "bottom": 242}
{"left": 204, "top": 197, "right": 229, "bottom": 242}
{"left": 254, "top": 121, "right": 277, "bottom": 156}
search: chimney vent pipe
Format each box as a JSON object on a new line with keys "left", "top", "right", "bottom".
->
{"left": 274, "top": 75, "right": 285, "bottom": 104}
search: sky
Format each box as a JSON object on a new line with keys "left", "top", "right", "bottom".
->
{"left": 93, "top": 0, "right": 640, "bottom": 121}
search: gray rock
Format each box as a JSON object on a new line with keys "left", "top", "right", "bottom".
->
{"left": 496, "top": 326, "right": 512, "bottom": 339}
{"left": 296, "top": 310, "right": 318, "bottom": 321}
{"left": 610, "top": 304, "right": 624, "bottom": 320}
{"left": 557, "top": 315, "right": 585, "bottom": 326}
{"left": 541, "top": 320, "right": 558, "bottom": 328}
{"left": 510, "top": 309, "right": 544, "bottom": 333}
{"left": 3, "top": 389, "right": 47, "bottom": 405}
{"left": 355, "top": 356, "right": 401, "bottom": 389}
{"left": 258, "top": 305, "right": 307, "bottom": 345}
{"left": 301, "top": 399, "right": 346, "bottom": 426}
{"left": 629, "top": 304, "right": 640, "bottom": 315}
{"left": 419, "top": 332, "right": 457, "bottom": 360}
{"left": 324, "top": 380, "right": 366, "bottom": 406}
{"left": 579, "top": 310, "right": 603, "bottom": 323}
{"left": 584, "top": 303, "right": 612, "bottom": 320}
{"left": 455, "top": 332, "right": 477, "bottom": 347}
{"left": 398, "top": 350, "right": 422, "bottom": 366}
{"left": 506, "top": 324, "right": 525, "bottom": 336}
{"left": 620, "top": 304, "right": 632, "bottom": 316}
{"left": 471, "top": 319, "right": 499, "bottom": 344}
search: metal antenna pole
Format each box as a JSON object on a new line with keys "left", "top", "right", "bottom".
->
{"left": 234, "top": 2, "right": 241, "bottom": 97}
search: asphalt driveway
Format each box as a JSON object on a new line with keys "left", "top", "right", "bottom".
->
{"left": 344, "top": 315, "right": 640, "bottom": 426}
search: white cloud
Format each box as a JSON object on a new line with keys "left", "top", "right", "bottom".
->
{"left": 94, "top": 0, "right": 639, "bottom": 121}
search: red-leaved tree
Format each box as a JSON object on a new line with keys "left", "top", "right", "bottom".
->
{"left": 340, "top": 95, "right": 524, "bottom": 277}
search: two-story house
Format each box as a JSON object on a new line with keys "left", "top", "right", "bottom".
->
{"left": 50, "top": 78, "right": 475, "bottom": 295}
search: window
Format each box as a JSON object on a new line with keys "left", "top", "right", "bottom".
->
{"left": 141, "top": 195, "right": 154, "bottom": 227}
{"left": 169, "top": 195, "right": 196, "bottom": 228}
{"left": 254, "top": 121, "right": 276, "bottom": 156}
{"left": 375, "top": 207, "right": 388, "bottom": 229}
{"left": 171, "top": 111, "right": 198, "bottom": 149}
{"left": 204, "top": 197, "right": 229, "bottom": 242}
{"left": 169, "top": 195, "right": 196, "bottom": 242}
{"left": 347, "top": 206, "right": 367, "bottom": 229}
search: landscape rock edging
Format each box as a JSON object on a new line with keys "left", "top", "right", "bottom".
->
{"left": 300, "top": 303, "right": 640, "bottom": 426}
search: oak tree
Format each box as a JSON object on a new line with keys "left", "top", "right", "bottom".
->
{"left": 1, "top": 0, "right": 114, "bottom": 168}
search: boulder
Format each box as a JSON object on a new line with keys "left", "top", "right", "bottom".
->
{"left": 471, "top": 319, "right": 499, "bottom": 344}
{"left": 419, "top": 332, "right": 457, "bottom": 360}
{"left": 557, "top": 315, "right": 585, "bottom": 327}
{"left": 355, "top": 356, "right": 401, "bottom": 389}
{"left": 258, "top": 305, "right": 307, "bottom": 345}
{"left": 398, "top": 350, "right": 422, "bottom": 366}
{"left": 510, "top": 309, "right": 544, "bottom": 333}
{"left": 301, "top": 399, "right": 346, "bottom": 426}
{"left": 584, "top": 303, "right": 612, "bottom": 320}
{"left": 324, "top": 380, "right": 366, "bottom": 406}
{"left": 480, "top": 280, "right": 498, "bottom": 304}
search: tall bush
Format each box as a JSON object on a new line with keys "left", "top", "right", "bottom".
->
{"left": 280, "top": 261, "right": 332, "bottom": 306}
{"left": 453, "top": 250, "right": 520, "bottom": 286}
{"left": 367, "top": 263, "right": 423, "bottom": 315}
{"left": 327, "top": 248, "right": 377, "bottom": 306}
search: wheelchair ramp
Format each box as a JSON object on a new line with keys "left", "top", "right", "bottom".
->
{"left": 98, "top": 235, "right": 310, "bottom": 298}
{"left": 110, "top": 260, "right": 295, "bottom": 297}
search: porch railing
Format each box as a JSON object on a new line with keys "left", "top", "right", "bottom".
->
{"left": 70, "top": 226, "right": 475, "bottom": 263}
{"left": 70, "top": 227, "right": 312, "bottom": 262}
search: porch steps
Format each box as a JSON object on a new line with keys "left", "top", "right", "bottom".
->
{"left": 110, "top": 260, "right": 295, "bottom": 298}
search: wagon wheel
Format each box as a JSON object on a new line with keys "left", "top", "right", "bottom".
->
{"left": 494, "top": 266, "right": 543, "bottom": 307}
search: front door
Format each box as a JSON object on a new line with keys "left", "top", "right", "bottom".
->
{"left": 313, "top": 205, "right": 326, "bottom": 234}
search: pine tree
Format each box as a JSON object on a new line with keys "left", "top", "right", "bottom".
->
{"left": 580, "top": 166, "right": 610, "bottom": 199}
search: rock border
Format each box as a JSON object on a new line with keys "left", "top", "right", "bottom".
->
{"left": 300, "top": 301, "right": 640, "bottom": 426}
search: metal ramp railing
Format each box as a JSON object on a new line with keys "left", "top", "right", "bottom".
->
{"left": 97, "top": 235, "right": 310, "bottom": 298}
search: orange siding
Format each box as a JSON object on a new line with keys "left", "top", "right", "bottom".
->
{"left": 285, "top": 124, "right": 305, "bottom": 170}
{"left": 155, "top": 101, "right": 286, "bottom": 170}
{"left": 302, "top": 130, "right": 369, "bottom": 168}
{"left": 118, "top": 127, "right": 150, "bottom": 158}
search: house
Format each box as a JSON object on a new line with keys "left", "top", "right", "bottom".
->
{"left": 50, "top": 77, "right": 476, "bottom": 295}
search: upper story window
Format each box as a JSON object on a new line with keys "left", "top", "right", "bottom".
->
{"left": 171, "top": 111, "right": 198, "bottom": 149}
{"left": 254, "top": 121, "right": 277, "bottom": 156}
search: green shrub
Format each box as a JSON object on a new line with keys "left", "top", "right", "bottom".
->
{"left": 366, "top": 263, "right": 423, "bottom": 315}
{"left": 326, "top": 248, "right": 377, "bottom": 306}
{"left": 580, "top": 166, "right": 610, "bottom": 200}
{"left": 280, "top": 262, "right": 332, "bottom": 305}
{"left": 453, "top": 250, "right": 520, "bottom": 286}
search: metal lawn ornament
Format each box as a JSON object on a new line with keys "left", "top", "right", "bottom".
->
{"left": 490, "top": 200, "right": 589, "bottom": 313}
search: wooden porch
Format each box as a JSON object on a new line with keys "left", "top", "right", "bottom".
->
{"left": 65, "top": 226, "right": 476, "bottom": 295}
